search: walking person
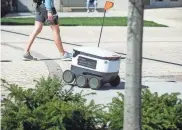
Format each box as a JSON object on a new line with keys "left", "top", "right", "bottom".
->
{"left": 86, "top": 0, "right": 97, "bottom": 13}
{"left": 23, "top": 0, "right": 72, "bottom": 60}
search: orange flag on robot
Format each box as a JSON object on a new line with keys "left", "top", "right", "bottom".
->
{"left": 104, "top": 1, "right": 114, "bottom": 11}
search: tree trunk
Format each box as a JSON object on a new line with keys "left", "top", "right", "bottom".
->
{"left": 123, "top": 0, "right": 144, "bottom": 129}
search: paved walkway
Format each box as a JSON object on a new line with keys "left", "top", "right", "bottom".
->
{"left": 1, "top": 25, "right": 182, "bottom": 104}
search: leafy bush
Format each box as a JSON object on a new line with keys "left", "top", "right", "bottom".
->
{"left": 2, "top": 77, "right": 182, "bottom": 130}
{"left": 107, "top": 89, "right": 182, "bottom": 130}
{"left": 1, "top": 77, "right": 107, "bottom": 130}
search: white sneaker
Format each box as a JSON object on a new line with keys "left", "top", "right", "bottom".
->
{"left": 87, "top": 9, "right": 90, "bottom": 13}
{"left": 61, "top": 51, "right": 72, "bottom": 61}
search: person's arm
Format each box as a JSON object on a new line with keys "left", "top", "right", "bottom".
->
{"left": 45, "top": 0, "right": 52, "bottom": 13}
{"left": 45, "top": 0, "right": 53, "bottom": 20}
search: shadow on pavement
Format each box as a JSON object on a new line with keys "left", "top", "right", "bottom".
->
{"left": 1, "top": 29, "right": 182, "bottom": 67}
{"left": 97, "top": 81, "right": 148, "bottom": 91}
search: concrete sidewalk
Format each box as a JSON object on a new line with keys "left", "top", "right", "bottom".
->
{"left": 1, "top": 26, "right": 182, "bottom": 103}
{"left": 2, "top": 26, "right": 182, "bottom": 64}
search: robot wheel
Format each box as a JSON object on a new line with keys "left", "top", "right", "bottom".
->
{"left": 76, "top": 75, "right": 88, "bottom": 88}
{"left": 109, "top": 75, "right": 120, "bottom": 87}
{"left": 62, "top": 70, "right": 75, "bottom": 83}
{"left": 88, "top": 76, "right": 101, "bottom": 90}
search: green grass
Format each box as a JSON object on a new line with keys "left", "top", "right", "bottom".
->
{"left": 0, "top": 17, "right": 167, "bottom": 27}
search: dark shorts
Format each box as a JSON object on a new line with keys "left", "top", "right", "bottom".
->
{"left": 35, "top": 4, "right": 58, "bottom": 25}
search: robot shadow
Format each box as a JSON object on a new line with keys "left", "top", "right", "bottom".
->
{"left": 97, "top": 81, "right": 148, "bottom": 91}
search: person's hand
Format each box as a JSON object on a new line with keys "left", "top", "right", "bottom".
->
{"left": 47, "top": 12, "right": 53, "bottom": 21}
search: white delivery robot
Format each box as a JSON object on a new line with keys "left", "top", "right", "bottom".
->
{"left": 62, "top": 46, "right": 121, "bottom": 90}
{"left": 62, "top": 1, "right": 121, "bottom": 89}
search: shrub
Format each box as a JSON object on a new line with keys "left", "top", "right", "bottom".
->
{"left": 1, "top": 77, "right": 107, "bottom": 130}
{"left": 107, "top": 89, "right": 182, "bottom": 130}
{"left": 2, "top": 77, "right": 182, "bottom": 130}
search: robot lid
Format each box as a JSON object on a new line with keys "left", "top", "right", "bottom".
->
{"left": 73, "top": 46, "right": 121, "bottom": 59}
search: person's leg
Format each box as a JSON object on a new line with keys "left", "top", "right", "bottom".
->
{"left": 50, "top": 23, "right": 72, "bottom": 60}
{"left": 86, "top": 0, "right": 90, "bottom": 12}
{"left": 24, "top": 21, "right": 43, "bottom": 53}
{"left": 94, "top": 0, "right": 97, "bottom": 12}
{"left": 50, "top": 24, "right": 65, "bottom": 55}
{"left": 23, "top": 21, "right": 43, "bottom": 60}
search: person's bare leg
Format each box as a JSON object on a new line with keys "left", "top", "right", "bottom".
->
{"left": 94, "top": 0, "right": 97, "bottom": 12}
{"left": 25, "top": 21, "right": 43, "bottom": 53}
{"left": 86, "top": 0, "right": 89, "bottom": 12}
{"left": 50, "top": 24, "right": 65, "bottom": 55}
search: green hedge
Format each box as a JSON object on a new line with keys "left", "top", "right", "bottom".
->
{"left": 108, "top": 90, "right": 182, "bottom": 130}
{"left": 1, "top": 77, "right": 182, "bottom": 130}
{"left": 1, "top": 78, "right": 107, "bottom": 130}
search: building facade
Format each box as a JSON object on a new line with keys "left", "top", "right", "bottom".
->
{"left": 149, "top": 0, "right": 182, "bottom": 8}
{"left": 11, "top": 0, "right": 182, "bottom": 12}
